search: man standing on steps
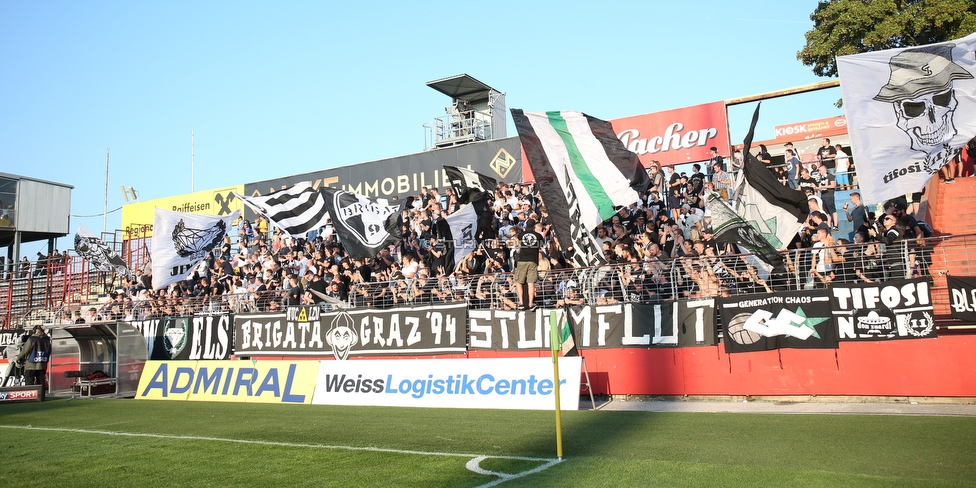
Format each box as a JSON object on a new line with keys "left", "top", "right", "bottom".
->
{"left": 514, "top": 220, "right": 544, "bottom": 311}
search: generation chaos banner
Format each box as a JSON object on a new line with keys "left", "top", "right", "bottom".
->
{"left": 717, "top": 290, "right": 837, "bottom": 353}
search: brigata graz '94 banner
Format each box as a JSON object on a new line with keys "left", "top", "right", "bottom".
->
{"left": 468, "top": 301, "right": 716, "bottom": 351}
{"left": 130, "top": 314, "right": 233, "bottom": 360}
{"left": 717, "top": 290, "right": 837, "bottom": 353}
{"left": 828, "top": 278, "right": 936, "bottom": 340}
{"left": 234, "top": 304, "right": 467, "bottom": 359}
{"left": 946, "top": 275, "right": 976, "bottom": 322}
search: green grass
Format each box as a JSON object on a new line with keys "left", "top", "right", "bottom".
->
{"left": 0, "top": 399, "right": 974, "bottom": 487}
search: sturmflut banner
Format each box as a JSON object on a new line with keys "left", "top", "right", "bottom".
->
{"left": 828, "top": 278, "right": 936, "bottom": 340}
{"left": 467, "top": 302, "right": 716, "bottom": 351}
{"left": 311, "top": 357, "right": 583, "bottom": 410}
{"left": 130, "top": 315, "right": 233, "bottom": 361}
{"left": 946, "top": 275, "right": 976, "bottom": 322}
{"left": 234, "top": 304, "right": 467, "bottom": 359}
{"left": 717, "top": 290, "right": 838, "bottom": 353}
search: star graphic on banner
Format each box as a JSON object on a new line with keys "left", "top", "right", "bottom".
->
{"left": 794, "top": 306, "right": 828, "bottom": 339}
{"left": 743, "top": 203, "right": 782, "bottom": 248}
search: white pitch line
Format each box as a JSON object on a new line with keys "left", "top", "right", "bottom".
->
{"left": 0, "top": 425, "right": 562, "bottom": 486}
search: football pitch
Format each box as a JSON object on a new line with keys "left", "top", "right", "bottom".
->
{"left": 0, "top": 399, "right": 974, "bottom": 487}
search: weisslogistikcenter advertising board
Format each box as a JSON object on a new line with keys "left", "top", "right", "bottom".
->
{"left": 311, "top": 357, "right": 583, "bottom": 410}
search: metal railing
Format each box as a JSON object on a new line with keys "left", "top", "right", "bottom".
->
{"left": 2, "top": 233, "right": 975, "bottom": 328}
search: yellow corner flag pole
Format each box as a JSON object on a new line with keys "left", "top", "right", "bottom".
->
{"left": 549, "top": 310, "right": 563, "bottom": 460}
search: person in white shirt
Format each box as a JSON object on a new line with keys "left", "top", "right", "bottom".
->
{"left": 834, "top": 144, "right": 851, "bottom": 190}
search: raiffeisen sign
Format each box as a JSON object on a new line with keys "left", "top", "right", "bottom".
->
{"left": 610, "top": 101, "right": 729, "bottom": 167}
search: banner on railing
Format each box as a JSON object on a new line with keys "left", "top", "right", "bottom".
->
{"left": 828, "top": 278, "right": 936, "bottom": 340}
{"left": 0, "top": 329, "right": 28, "bottom": 349}
{"left": 468, "top": 301, "right": 716, "bottom": 351}
{"left": 234, "top": 304, "right": 467, "bottom": 359}
{"left": 947, "top": 275, "right": 976, "bottom": 322}
{"left": 717, "top": 290, "right": 838, "bottom": 353}
{"left": 130, "top": 314, "right": 233, "bottom": 360}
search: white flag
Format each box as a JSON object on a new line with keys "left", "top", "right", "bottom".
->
{"left": 151, "top": 208, "right": 240, "bottom": 290}
{"left": 837, "top": 33, "right": 976, "bottom": 204}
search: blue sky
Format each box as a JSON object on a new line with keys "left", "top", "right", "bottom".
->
{"left": 0, "top": 1, "right": 842, "bottom": 255}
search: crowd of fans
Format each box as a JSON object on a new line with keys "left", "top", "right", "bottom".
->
{"left": 11, "top": 141, "right": 947, "bottom": 323}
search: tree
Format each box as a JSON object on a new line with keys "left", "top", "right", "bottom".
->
{"left": 798, "top": 0, "right": 976, "bottom": 78}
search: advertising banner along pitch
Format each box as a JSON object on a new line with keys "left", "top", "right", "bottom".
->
{"left": 311, "top": 357, "right": 583, "bottom": 410}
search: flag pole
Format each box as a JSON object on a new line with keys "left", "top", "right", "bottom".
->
{"left": 549, "top": 310, "right": 564, "bottom": 460}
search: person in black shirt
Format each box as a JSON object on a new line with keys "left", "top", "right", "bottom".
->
{"left": 513, "top": 220, "right": 544, "bottom": 310}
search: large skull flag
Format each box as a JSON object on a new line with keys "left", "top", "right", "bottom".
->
{"left": 838, "top": 33, "right": 976, "bottom": 204}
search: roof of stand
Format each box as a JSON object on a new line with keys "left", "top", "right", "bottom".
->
{"left": 426, "top": 74, "right": 498, "bottom": 102}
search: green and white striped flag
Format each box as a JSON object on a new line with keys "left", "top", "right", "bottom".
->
{"left": 512, "top": 110, "right": 647, "bottom": 267}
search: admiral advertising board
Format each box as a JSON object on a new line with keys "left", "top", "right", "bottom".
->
{"left": 243, "top": 137, "right": 522, "bottom": 206}
{"left": 311, "top": 357, "right": 583, "bottom": 410}
{"left": 136, "top": 360, "right": 318, "bottom": 403}
{"left": 234, "top": 304, "right": 467, "bottom": 359}
{"left": 121, "top": 184, "right": 245, "bottom": 239}
{"left": 467, "top": 302, "right": 716, "bottom": 351}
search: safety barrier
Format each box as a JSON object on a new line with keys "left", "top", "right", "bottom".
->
{"left": 2, "top": 233, "right": 975, "bottom": 329}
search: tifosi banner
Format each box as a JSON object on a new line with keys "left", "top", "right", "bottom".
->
{"left": 828, "top": 278, "right": 936, "bottom": 340}
{"left": 717, "top": 290, "right": 838, "bottom": 353}
{"left": 136, "top": 360, "right": 318, "bottom": 403}
{"left": 610, "top": 101, "right": 730, "bottom": 167}
{"left": 130, "top": 315, "right": 233, "bottom": 360}
{"left": 947, "top": 275, "right": 976, "bottom": 322}
{"left": 234, "top": 304, "right": 467, "bottom": 359}
{"left": 467, "top": 302, "right": 715, "bottom": 351}
{"left": 311, "top": 357, "right": 582, "bottom": 410}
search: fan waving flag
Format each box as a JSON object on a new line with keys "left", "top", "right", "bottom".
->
{"left": 706, "top": 193, "right": 785, "bottom": 269}
{"left": 512, "top": 109, "right": 646, "bottom": 267}
{"left": 74, "top": 225, "right": 135, "bottom": 280}
{"left": 152, "top": 208, "right": 240, "bottom": 290}
{"left": 443, "top": 200, "right": 480, "bottom": 274}
{"left": 837, "top": 33, "right": 976, "bottom": 204}
{"left": 735, "top": 103, "right": 808, "bottom": 249}
{"left": 234, "top": 181, "right": 330, "bottom": 238}
{"left": 444, "top": 165, "right": 497, "bottom": 204}
{"left": 321, "top": 187, "right": 402, "bottom": 260}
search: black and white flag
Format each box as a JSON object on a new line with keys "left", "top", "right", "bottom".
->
{"left": 151, "top": 208, "right": 240, "bottom": 290}
{"left": 74, "top": 225, "right": 135, "bottom": 280}
{"left": 444, "top": 165, "right": 497, "bottom": 204}
{"left": 735, "top": 103, "right": 808, "bottom": 250}
{"left": 321, "top": 187, "right": 402, "bottom": 260}
{"left": 512, "top": 109, "right": 648, "bottom": 267}
{"left": 235, "top": 181, "right": 330, "bottom": 238}
{"left": 443, "top": 201, "right": 479, "bottom": 273}
{"left": 837, "top": 33, "right": 976, "bottom": 204}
